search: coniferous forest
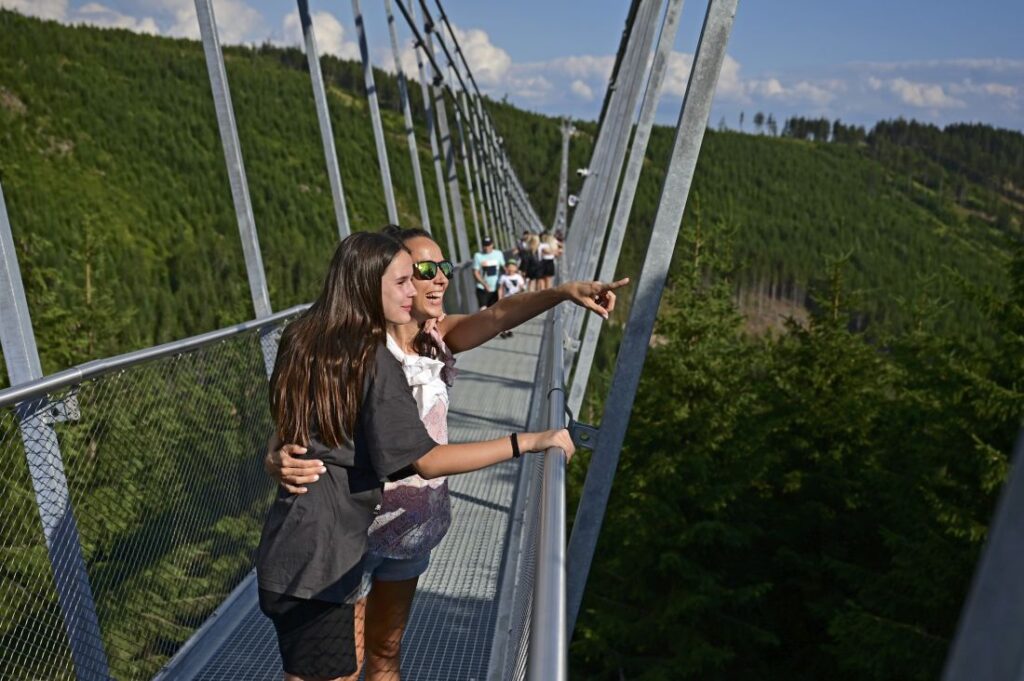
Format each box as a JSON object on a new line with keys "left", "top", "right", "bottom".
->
{"left": 0, "top": 9, "right": 1022, "bottom": 680}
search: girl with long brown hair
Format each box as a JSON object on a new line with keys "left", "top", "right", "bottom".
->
{"left": 265, "top": 227, "right": 628, "bottom": 680}
{"left": 256, "top": 231, "right": 576, "bottom": 681}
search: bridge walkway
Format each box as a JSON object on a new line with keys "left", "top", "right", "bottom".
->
{"left": 159, "top": 317, "right": 545, "bottom": 680}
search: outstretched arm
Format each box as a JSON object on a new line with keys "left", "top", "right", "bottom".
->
{"left": 412, "top": 429, "right": 575, "bottom": 479}
{"left": 440, "top": 278, "right": 630, "bottom": 353}
{"left": 264, "top": 429, "right": 576, "bottom": 490}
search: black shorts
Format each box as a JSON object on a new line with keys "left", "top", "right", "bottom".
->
{"left": 259, "top": 589, "right": 358, "bottom": 678}
{"left": 476, "top": 288, "right": 498, "bottom": 308}
{"left": 541, "top": 260, "right": 556, "bottom": 277}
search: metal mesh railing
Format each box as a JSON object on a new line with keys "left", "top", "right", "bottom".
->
{"left": 0, "top": 314, "right": 296, "bottom": 680}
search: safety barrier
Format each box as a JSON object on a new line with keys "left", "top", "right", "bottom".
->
{"left": 0, "top": 306, "right": 304, "bottom": 680}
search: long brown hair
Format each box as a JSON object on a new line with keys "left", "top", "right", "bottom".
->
{"left": 270, "top": 231, "right": 407, "bottom": 447}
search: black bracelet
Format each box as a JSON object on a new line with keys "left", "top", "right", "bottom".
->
{"left": 510, "top": 432, "right": 521, "bottom": 458}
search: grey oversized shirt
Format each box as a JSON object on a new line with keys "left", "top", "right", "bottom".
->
{"left": 256, "top": 343, "right": 439, "bottom": 603}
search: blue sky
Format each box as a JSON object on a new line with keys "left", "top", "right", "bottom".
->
{"left": 4, "top": 0, "right": 1023, "bottom": 131}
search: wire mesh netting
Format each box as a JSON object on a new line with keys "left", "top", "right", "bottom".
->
{"left": 0, "top": 321, "right": 286, "bottom": 680}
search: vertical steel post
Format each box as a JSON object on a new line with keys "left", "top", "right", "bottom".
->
{"left": 568, "top": 0, "right": 686, "bottom": 415}
{"left": 568, "top": 0, "right": 662, "bottom": 290}
{"left": 195, "top": 0, "right": 272, "bottom": 324}
{"left": 352, "top": 0, "right": 399, "bottom": 225}
{"left": 449, "top": 65, "right": 483, "bottom": 250}
{"left": 297, "top": 0, "right": 351, "bottom": 240}
{"left": 422, "top": 24, "right": 471, "bottom": 263}
{"left": 0, "top": 183, "right": 111, "bottom": 680}
{"left": 563, "top": 0, "right": 655, "bottom": 278}
{"left": 553, "top": 119, "right": 572, "bottom": 233}
{"left": 490, "top": 122, "right": 515, "bottom": 245}
{"left": 464, "top": 90, "right": 492, "bottom": 241}
{"left": 477, "top": 108, "right": 505, "bottom": 240}
{"left": 565, "top": 0, "right": 739, "bottom": 633}
{"left": 410, "top": 2, "right": 456, "bottom": 259}
{"left": 944, "top": 431, "right": 1024, "bottom": 681}
{"left": 385, "top": 0, "right": 431, "bottom": 232}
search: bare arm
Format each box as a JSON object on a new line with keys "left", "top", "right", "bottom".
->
{"left": 264, "top": 434, "right": 324, "bottom": 494}
{"left": 265, "top": 429, "right": 575, "bottom": 489}
{"left": 440, "top": 278, "right": 630, "bottom": 353}
{"left": 412, "top": 429, "right": 574, "bottom": 479}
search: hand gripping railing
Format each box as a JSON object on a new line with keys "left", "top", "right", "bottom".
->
{"left": 0, "top": 305, "right": 305, "bottom": 681}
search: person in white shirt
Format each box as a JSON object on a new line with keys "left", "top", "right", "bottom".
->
{"left": 497, "top": 261, "right": 527, "bottom": 338}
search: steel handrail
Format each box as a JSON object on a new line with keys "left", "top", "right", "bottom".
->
{"left": 527, "top": 282, "right": 568, "bottom": 680}
{"left": 0, "top": 303, "right": 309, "bottom": 409}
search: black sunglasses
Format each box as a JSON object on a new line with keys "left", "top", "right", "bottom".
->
{"left": 413, "top": 259, "right": 454, "bottom": 280}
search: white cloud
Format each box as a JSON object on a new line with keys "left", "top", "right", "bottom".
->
{"left": 75, "top": 3, "right": 159, "bottom": 34}
{"left": 447, "top": 25, "right": 511, "bottom": 87}
{"left": 851, "top": 58, "right": 1024, "bottom": 75}
{"left": 282, "top": 9, "right": 359, "bottom": 60}
{"left": 160, "top": 0, "right": 265, "bottom": 44}
{"left": 869, "top": 76, "right": 964, "bottom": 109}
{"left": 0, "top": 0, "right": 68, "bottom": 20}
{"left": 948, "top": 80, "right": 1018, "bottom": 99}
{"left": 543, "top": 54, "right": 616, "bottom": 82}
{"left": 661, "top": 51, "right": 693, "bottom": 98}
{"left": 570, "top": 79, "right": 593, "bottom": 101}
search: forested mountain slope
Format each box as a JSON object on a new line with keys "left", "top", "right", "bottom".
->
{"left": 1, "top": 10, "right": 1020, "bottom": 385}
{"left": 1, "top": 10, "right": 1023, "bottom": 681}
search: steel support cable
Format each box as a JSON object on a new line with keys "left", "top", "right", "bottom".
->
{"left": 195, "top": 0, "right": 272, "bottom": 322}
{"left": 384, "top": 0, "right": 431, "bottom": 232}
{"left": 408, "top": 0, "right": 457, "bottom": 260}
{"left": 423, "top": 34, "right": 471, "bottom": 262}
{"left": 297, "top": 0, "right": 352, "bottom": 239}
{"left": 352, "top": 0, "right": 399, "bottom": 224}
{"left": 561, "top": 0, "right": 645, "bottom": 262}
{"left": 430, "top": 19, "right": 486, "bottom": 245}
{"left": 565, "top": 0, "right": 662, "bottom": 289}
{"left": 565, "top": 0, "right": 740, "bottom": 633}
{"left": 464, "top": 91, "right": 494, "bottom": 239}
{"left": 393, "top": 0, "right": 473, "bottom": 261}
{"left": 422, "top": 0, "right": 544, "bottom": 236}
{"left": 564, "top": 0, "right": 666, "bottom": 343}
{"left": 565, "top": 0, "right": 662, "bottom": 292}
{"left": 553, "top": 120, "right": 572, "bottom": 233}
{"left": 568, "top": 0, "right": 686, "bottom": 416}
{"left": 459, "top": 84, "right": 490, "bottom": 244}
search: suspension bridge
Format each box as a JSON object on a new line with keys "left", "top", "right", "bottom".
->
{"left": 1, "top": 0, "right": 1020, "bottom": 679}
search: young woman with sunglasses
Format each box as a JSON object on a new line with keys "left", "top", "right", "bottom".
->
{"left": 256, "top": 231, "right": 578, "bottom": 681}
{"left": 265, "top": 227, "right": 628, "bottom": 680}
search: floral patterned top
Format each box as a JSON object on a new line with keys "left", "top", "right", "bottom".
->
{"left": 367, "top": 330, "right": 457, "bottom": 559}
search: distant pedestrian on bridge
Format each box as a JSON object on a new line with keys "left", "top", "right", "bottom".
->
{"left": 472, "top": 235, "right": 505, "bottom": 309}
{"left": 536, "top": 231, "right": 560, "bottom": 290}
{"left": 265, "top": 227, "right": 629, "bottom": 681}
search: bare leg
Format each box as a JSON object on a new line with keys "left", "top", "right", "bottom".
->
{"left": 364, "top": 577, "right": 419, "bottom": 681}
{"left": 283, "top": 598, "right": 366, "bottom": 681}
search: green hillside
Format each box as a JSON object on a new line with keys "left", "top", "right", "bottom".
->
{"left": 1, "top": 11, "right": 1023, "bottom": 681}
{"left": 1, "top": 10, "right": 1021, "bottom": 385}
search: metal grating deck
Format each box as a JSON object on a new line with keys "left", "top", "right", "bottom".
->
{"left": 159, "top": 317, "right": 544, "bottom": 680}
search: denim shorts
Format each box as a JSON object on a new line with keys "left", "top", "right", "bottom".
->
{"left": 357, "top": 551, "right": 431, "bottom": 599}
